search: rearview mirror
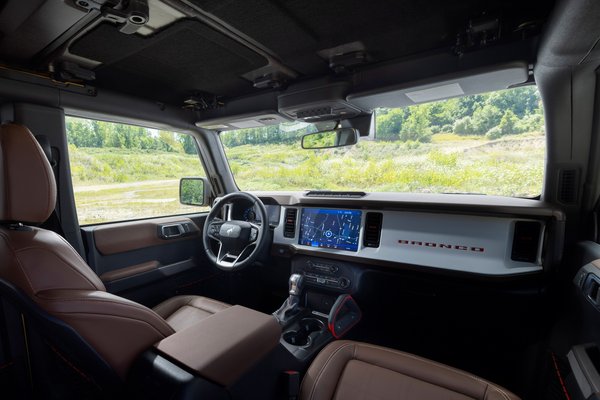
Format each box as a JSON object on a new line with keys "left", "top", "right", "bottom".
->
{"left": 301, "top": 128, "right": 359, "bottom": 149}
{"left": 179, "top": 177, "right": 210, "bottom": 206}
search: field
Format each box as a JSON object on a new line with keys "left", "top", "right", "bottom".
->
{"left": 68, "top": 147, "right": 209, "bottom": 225}
{"left": 225, "top": 132, "right": 545, "bottom": 195}
{"left": 69, "top": 132, "right": 545, "bottom": 225}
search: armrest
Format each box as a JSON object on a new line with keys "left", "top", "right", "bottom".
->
{"left": 99, "top": 261, "right": 160, "bottom": 283}
{"left": 155, "top": 305, "right": 281, "bottom": 386}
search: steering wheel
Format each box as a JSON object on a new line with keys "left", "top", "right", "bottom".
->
{"left": 202, "top": 192, "right": 269, "bottom": 271}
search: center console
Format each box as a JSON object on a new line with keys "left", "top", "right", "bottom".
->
{"left": 274, "top": 260, "right": 363, "bottom": 362}
{"left": 129, "top": 306, "right": 281, "bottom": 399}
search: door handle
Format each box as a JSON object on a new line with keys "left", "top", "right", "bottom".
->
{"left": 159, "top": 223, "right": 185, "bottom": 239}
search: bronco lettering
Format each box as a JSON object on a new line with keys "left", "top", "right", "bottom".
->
{"left": 398, "top": 240, "right": 485, "bottom": 253}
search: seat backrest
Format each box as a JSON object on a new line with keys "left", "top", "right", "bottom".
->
{"left": 0, "top": 123, "right": 174, "bottom": 382}
{"left": 0, "top": 278, "right": 122, "bottom": 398}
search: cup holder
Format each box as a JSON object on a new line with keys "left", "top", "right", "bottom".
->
{"left": 299, "top": 318, "right": 324, "bottom": 333}
{"left": 283, "top": 330, "right": 310, "bottom": 346}
{"left": 283, "top": 318, "right": 325, "bottom": 347}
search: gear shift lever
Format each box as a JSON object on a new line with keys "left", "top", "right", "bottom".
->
{"left": 289, "top": 273, "right": 304, "bottom": 296}
{"left": 273, "top": 274, "right": 304, "bottom": 325}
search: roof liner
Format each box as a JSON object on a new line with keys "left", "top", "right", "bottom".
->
{"left": 70, "top": 20, "right": 268, "bottom": 104}
{"left": 0, "top": 0, "right": 556, "bottom": 107}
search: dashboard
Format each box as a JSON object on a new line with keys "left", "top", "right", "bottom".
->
{"left": 259, "top": 192, "right": 564, "bottom": 278}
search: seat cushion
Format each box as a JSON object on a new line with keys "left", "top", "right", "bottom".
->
{"left": 300, "top": 340, "right": 519, "bottom": 400}
{"left": 153, "top": 295, "right": 231, "bottom": 332}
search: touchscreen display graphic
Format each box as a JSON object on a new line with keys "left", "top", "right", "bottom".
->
{"left": 298, "top": 208, "right": 362, "bottom": 252}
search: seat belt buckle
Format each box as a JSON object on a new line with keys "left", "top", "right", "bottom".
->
{"left": 283, "top": 370, "right": 300, "bottom": 400}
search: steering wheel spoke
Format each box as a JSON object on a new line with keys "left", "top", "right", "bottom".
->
{"left": 249, "top": 222, "right": 261, "bottom": 243}
{"left": 207, "top": 219, "right": 224, "bottom": 241}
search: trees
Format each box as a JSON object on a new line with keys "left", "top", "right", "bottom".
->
{"left": 376, "top": 108, "right": 405, "bottom": 141}
{"left": 373, "top": 86, "right": 543, "bottom": 141}
{"left": 66, "top": 117, "right": 198, "bottom": 154}
{"left": 471, "top": 104, "right": 502, "bottom": 134}
{"left": 180, "top": 134, "right": 197, "bottom": 154}
{"left": 499, "top": 110, "right": 519, "bottom": 135}
{"left": 399, "top": 107, "right": 431, "bottom": 142}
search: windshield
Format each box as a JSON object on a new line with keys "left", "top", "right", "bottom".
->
{"left": 220, "top": 86, "right": 545, "bottom": 197}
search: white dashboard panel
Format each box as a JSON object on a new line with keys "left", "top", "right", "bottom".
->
{"left": 273, "top": 206, "right": 544, "bottom": 276}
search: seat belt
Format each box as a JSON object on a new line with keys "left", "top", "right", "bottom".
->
{"left": 34, "top": 135, "right": 66, "bottom": 237}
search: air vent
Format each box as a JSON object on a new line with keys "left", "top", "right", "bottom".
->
{"left": 511, "top": 221, "right": 542, "bottom": 263}
{"left": 306, "top": 191, "right": 366, "bottom": 198}
{"left": 284, "top": 208, "right": 298, "bottom": 238}
{"left": 558, "top": 169, "right": 579, "bottom": 204}
{"left": 363, "top": 212, "right": 383, "bottom": 248}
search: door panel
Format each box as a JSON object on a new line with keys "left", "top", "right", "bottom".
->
{"left": 93, "top": 216, "right": 200, "bottom": 255}
{"left": 549, "top": 241, "right": 600, "bottom": 400}
{"left": 80, "top": 214, "right": 225, "bottom": 307}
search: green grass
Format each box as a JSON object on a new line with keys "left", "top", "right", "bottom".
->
{"left": 68, "top": 145, "right": 204, "bottom": 184}
{"left": 73, "top": 180, "right": 209, "bottom": 225}
{"left": 224, "top": 132, "right": 545, "bottom": 196}
{"left": 69, "top": 147, "right": 208, "bottom": 224}
{"left": 70, "top": 132, "right": 545, "bottom": 225}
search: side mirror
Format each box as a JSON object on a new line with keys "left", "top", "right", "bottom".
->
{"left": 179, "top": 177, "right": 211, "bottom": 206}
{"left": 301, "top": 128, "right": 359, "bottom": 149}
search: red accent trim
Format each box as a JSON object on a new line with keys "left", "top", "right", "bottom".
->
{"left": 0, "top": 361, "right": 13, "bottom": 370}
{"left": 328, "top": 295, "right": 361, "bottom": 339}
{"left": 284, "top": 370, "right": 299, "bottom": 375}
{"left": 48, "top": 344, "right": 95, "bottom": 386}
{"left": 327, "top": 320, "right": 337, "bottom": 339}
{"left": 551, "top": 352, "right": 571, "bottom": 400}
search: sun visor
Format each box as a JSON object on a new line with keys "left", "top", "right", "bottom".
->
{"left": 347, "top": 62, "right": 529, "bottom": 110}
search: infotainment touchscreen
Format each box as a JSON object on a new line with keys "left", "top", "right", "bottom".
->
{"left": 298, "top": 208, "right": 362, "bottom": 252}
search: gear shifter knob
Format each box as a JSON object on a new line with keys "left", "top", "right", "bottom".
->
{"left": 289, "top": 273, "right": 304, "bottom": 296}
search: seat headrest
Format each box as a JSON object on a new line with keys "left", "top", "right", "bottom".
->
{"left": 0, "top": 124, "right": 57, "bottom": 224}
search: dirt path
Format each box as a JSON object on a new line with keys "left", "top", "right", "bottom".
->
{"left": 73, "top": 179, "right": 179, "bottom": 192}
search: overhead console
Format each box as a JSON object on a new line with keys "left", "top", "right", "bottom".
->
{"left": 278, "top": 81, "right": 366, "bottom": 123}
{"left": 269, "top": 194, "right": 564, "bottom": 277}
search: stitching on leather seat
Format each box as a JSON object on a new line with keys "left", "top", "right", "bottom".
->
{"left": 64, "top": 312, "right": 169, "bottom": 337}
{"left": 0, "top": 232, "right": 36, "bottom": 290}
{"left": 38, "top": 296, "right": 175, "bottom": 334}
{"left": 188, "top": 297, "right": 229, "bottom": 313}
{"left": 16, "top": 245, "right": 101, "bottom": 290}
{"left": 354, "top": 343, "right": 512, "bottom": 400}
{"left": 20, "top": 125, "right": 54, "bottom": 221}
{"left": 487, "top": 385, "right": 511, "bottom": 400}
{"left": 308, "top": 342, "right": 356, "bottom": 399}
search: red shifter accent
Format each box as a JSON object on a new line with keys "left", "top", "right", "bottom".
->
{"left": 327, "top": 294, "right": 362, "bottom": 339}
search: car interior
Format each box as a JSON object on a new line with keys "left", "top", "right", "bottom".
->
{"left": 1, "top": 0, "right": 600, "bottom": 399}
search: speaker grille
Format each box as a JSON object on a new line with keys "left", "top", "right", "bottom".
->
{"left": 558, "top": 169, "right": 579, "bottom": 204}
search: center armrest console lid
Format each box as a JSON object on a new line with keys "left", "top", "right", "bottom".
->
{"left": 155, "top": 305, "right": 281, "bottom": 386}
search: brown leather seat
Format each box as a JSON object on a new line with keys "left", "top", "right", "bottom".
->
{"left": 0, "top": 123, "right": 230, "bottom": 378}
{"left": 300, "top": 341, "right": 519, "bottom": 400}
{"left": 153, "top": 295, "right": 231, "bottom": 331}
